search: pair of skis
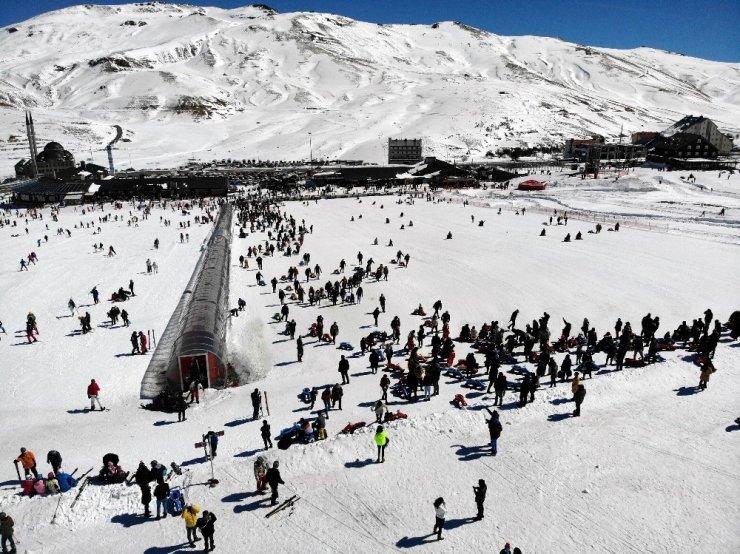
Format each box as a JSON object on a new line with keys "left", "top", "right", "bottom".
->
{"left": 265, "top": 495, "right": 300, "bottom": 518}
{"left": 50, "top": 467, "right": 94, "bottom": 524}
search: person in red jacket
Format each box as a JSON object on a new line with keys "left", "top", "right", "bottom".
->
{"left": 139, "top": 331, "right": 148, "bottom": 354}
{"left": 87, "top": 379, "right": 104, "bottom": 411}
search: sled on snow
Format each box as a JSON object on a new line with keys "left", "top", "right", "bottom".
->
{"left": 340, "top": 421, "right": 367, "bottom": 434}
{"left": 445, "top": 367, "right": 466, "bottom": 380}
{"left": 338, "top": 342, "right": 354, "bottom": 351}
{"left": 384, "top": 411, "right": 408, "bottom": 423}
{"left": 452, "top": 394, "right": 468, "bottom": 409}
{"left": 462, "top": 378, "right": 486, "bottom": 391}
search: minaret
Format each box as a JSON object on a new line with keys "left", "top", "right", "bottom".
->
{"left": 25, "top": 111, "right": 39, "bottom": 177}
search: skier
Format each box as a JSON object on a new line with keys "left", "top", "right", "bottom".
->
{"left": 374, "top": 425, "right": 388, "bottom": 463}
{"left": 251, "top": 388, "right": 262, "bottom": 420}
{"left": 261, "top": 421, "right": 273, "bottom": 450}
{"left": 266, "top": 461, "right": 284, "bottom": 507}
{"left": 433, "top": 497, "right": 446, "bottom": 541}
{"left": 473, "top": 479, "right": 487, "bottom": 520}
{"left": 485, "top": 409, "right": 502, "bottom": 456}
{"left": 15, "top": 447, "right": 37, "bottom": 478}
{"left": 197, "top": 510, "right": 217, "bottom": 553}
{"left": 182, "top": 504, "right": 201, "bottom": 547}
{"left": 0, "top": 512, "right": 15, "bottom": 554}
{"left": 87, "top": 379, "right": 104, "bottom": 411}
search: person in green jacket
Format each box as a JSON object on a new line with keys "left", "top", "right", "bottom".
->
{"left": 374, "top": 426, "right": 388, "bottom": 463}
{"left": 0, "top": 512, "right": 15, "bottom": 554}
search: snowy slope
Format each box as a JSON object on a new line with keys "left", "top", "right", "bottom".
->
{"left": 0, "top": 168, "right": 738, "bottom": 553}
{"left": 1, "top": 3, "right": 739, "bottom": 174}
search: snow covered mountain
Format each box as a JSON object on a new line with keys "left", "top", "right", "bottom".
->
{"left": 1, "top": 2, "right": 738, "bottom": 174}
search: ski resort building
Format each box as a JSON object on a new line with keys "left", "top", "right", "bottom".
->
{"left": 388, "top": 138, "right": 423, "bottom": 165}
{"left": 662, "top": 116, "right": 733, "bottom": 155}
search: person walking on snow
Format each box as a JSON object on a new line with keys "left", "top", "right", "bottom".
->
{"left": 486, "top": 409, "right": 502, "bottom": 456}
{"left": 87, "top": 379, "right": 104, "bottom": 410}
{"left": 138, "top": 331, "right": 148, "bottom": 354}
{"left": 90, "top": 286, "right": 99, "bottom": 304}
{"left": 338, "top": 355, "right": 350, "bottom": 384}
{"left": 182, "top": 504, "right": 201, "bottom": 546}
{"left": 0, "top": 512, "right": 15, "bottom": 554}
{"left": 68, "top": 298, "right": 76, "bottom": 315}
{"left": 261, "top": 421, "right": 273, "bottom": 450}
{"left": 197, "top": 510, "right": 217, "bottom": 552}
{"left": 473, "top": 479, "right": 487, "bottom": 520}
{"left": 433, "top": 498, "right": 446, "bottom": 541}
{"left": 266, "top": 461, "right": 284, "bottom": 506}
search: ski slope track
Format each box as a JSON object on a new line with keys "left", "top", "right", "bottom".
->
{"left": 0, "top": 2, "right": 739, "bottom": 175}
{"left": 0, "top": 168, "right": 739, "bottom": 552}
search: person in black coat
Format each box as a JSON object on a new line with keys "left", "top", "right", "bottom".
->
{"left": 251, "top": 388, "right": 262, "bottom": 420}
{"left": 134, "top": 460, "right": 153, "bottom": 516}
{"left": 473, "top": 479, "right": 487, "bottom": 520}
{"left": 519, "top": 374, "right": 531, "bottom": 407}
{"left": 573, "top": 384, "right": 586, "bottom": 417}
{"left": 296, "top": 336, "right": 304, "bottom": 362}
{"left": 369, "top": 349, "right": 380, "bottom": 374}
{"left": 261, "top": 421, "right": 273, "bottom": 450}
{"left": 338, "top": 356, "right": 350, "bottom": 384}
{"left": 46, "top": 450, "right": 62, "bottom": 476}
{"left": 197, "top": 510, "right": 217, "bottom": 552}
{"left": 154, "top": 480, "right": 170, "bottom": 519}
{"left": 266, "top": 461, "right": 285, "bottom": 506}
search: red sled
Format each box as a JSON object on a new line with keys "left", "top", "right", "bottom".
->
{"left": 321, "top": 333, "right": 332, "bottom": 342}
{"left": 529, "top": 352, "right": 540, "bottom": 364}
{"left": 624, "top": 357, "right": 645, "bottom": 368}
{"left": 656, "top": 342, "right": 677, "bottom": 351}
{"left": 453, "top": 394, "right": 468, "bottom": 409}
{"left": 341, "top": 421, "right": 366, "bottom": 434}
{"left": 387, "top": 362, "right": 403, "bottom": 372}
{"left": 384, "top": 411, "right": 408, "bottom": 422}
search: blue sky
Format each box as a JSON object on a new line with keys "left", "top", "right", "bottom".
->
{"left": 1, "top": 0, "right": 738, "bottom": 62}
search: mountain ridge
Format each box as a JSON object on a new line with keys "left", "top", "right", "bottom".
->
{"left": 1, "top": 2, "right": 738, "bottom": 174}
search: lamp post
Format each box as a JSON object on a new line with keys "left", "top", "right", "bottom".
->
{"left": 308, "top": 132, "right": 313, "bottom": 165}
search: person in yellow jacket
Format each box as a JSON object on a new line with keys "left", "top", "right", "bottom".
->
{"left": 374, "top": 426, "right": 388, "bottom": 463}
{"left": 571, "top": 372, "right": 581, "bottom": 399}
{"left": 181, "top": 504, "right": 201, "bottom": 547}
